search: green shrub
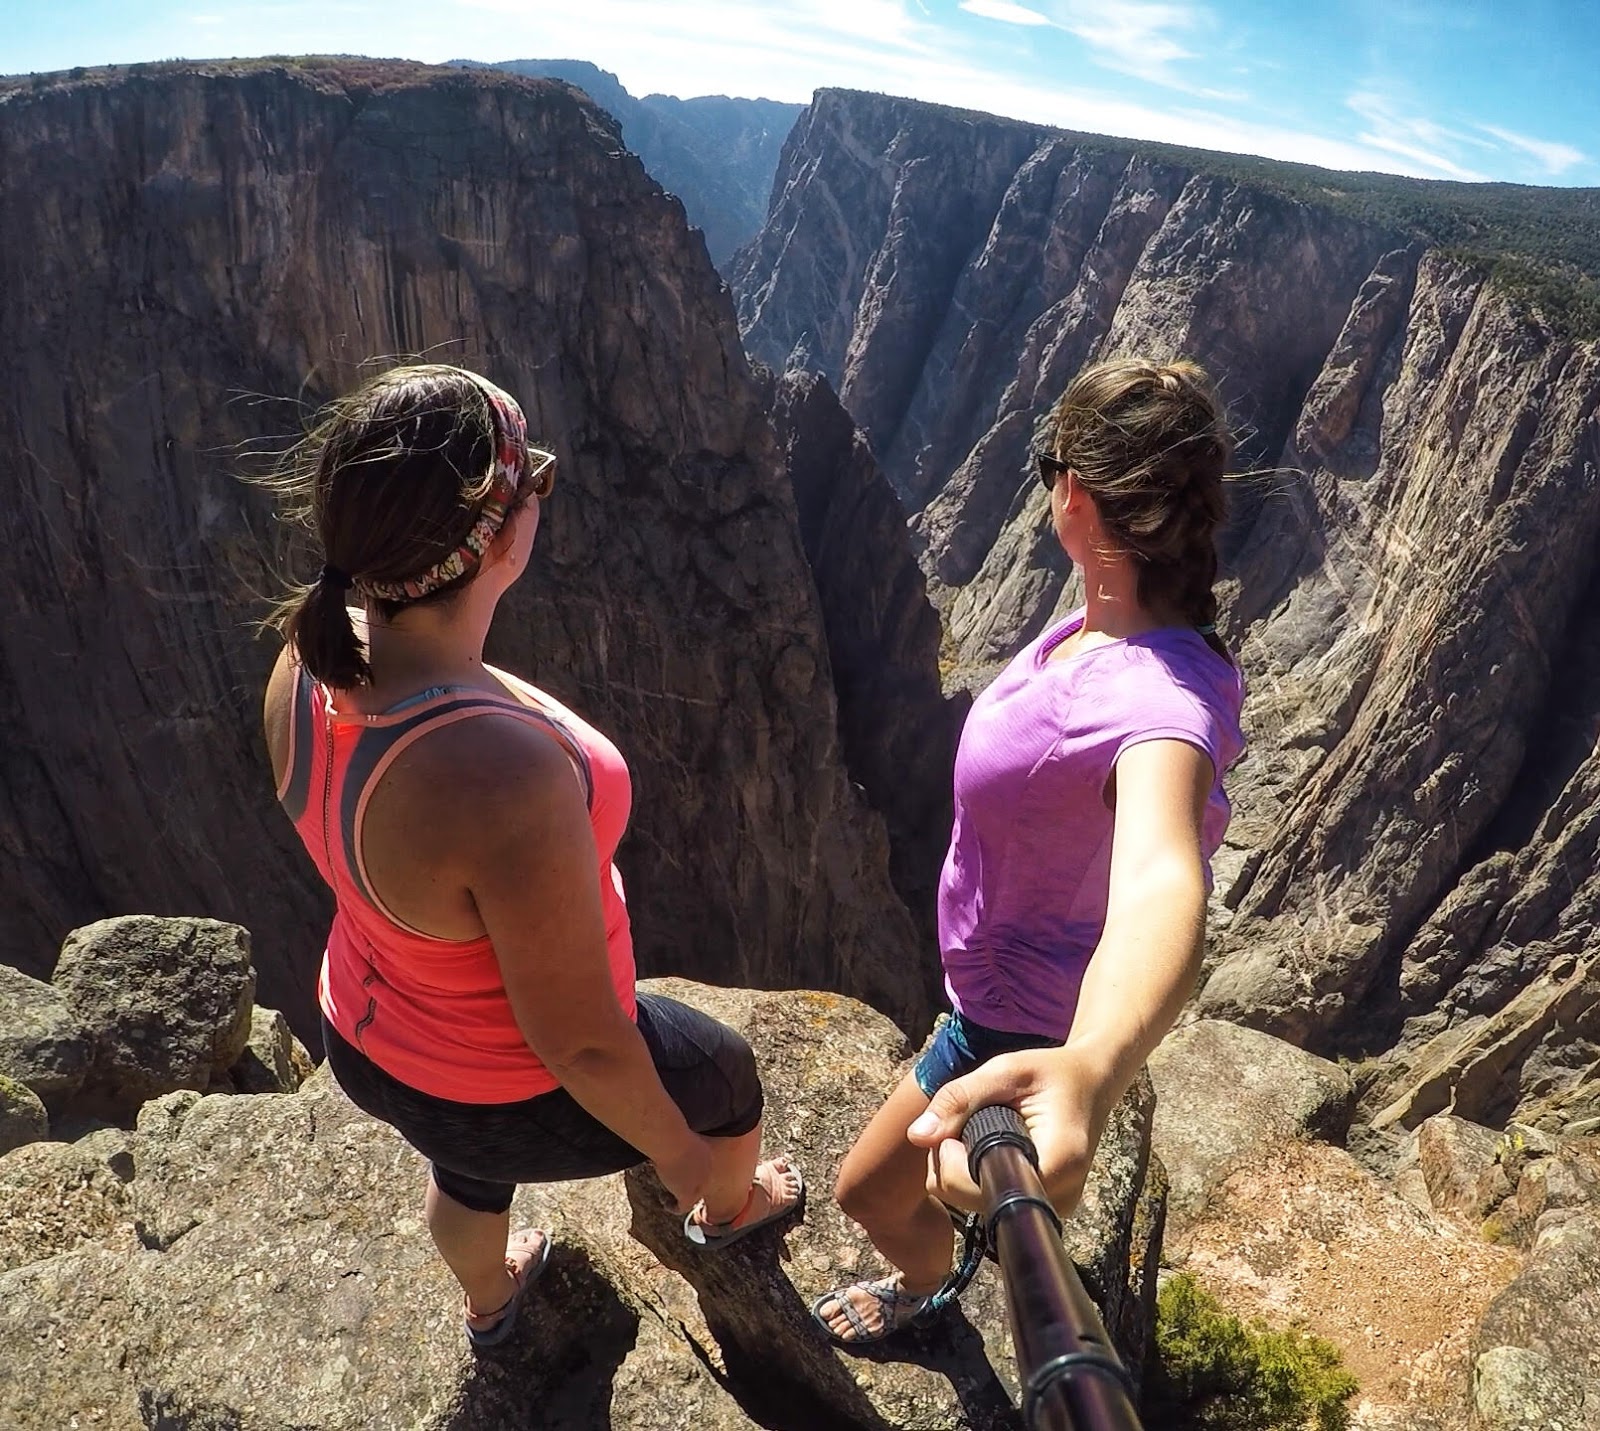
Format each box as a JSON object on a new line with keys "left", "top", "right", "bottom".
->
{"left": 1144, "top": 1273, "right": 1359, "bottom": 1431}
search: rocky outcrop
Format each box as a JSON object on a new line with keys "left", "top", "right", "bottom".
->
{"left": 477, "top": 60, "right": 801, "bottom": 269}
{"left": 766, "top": 367, "right": 960, "bottom": 959}
{"left": 1473, "top": 1210, "right": 1600, "bottom": 1429}
{"left": 1414, "top": 1114, "right": 1505, "bottom": 1220}
{"left": 53, "top": 916, "right": 254, "bottom": 1120}
{"left": 230, "top": 1006, "right": 314, "bottom": 1095}
{"left": 0, "top": 964, "right": 92, "bottom": 1111}
{"left": 0, "top": 971, "right": 1164, "bottom": 1430}
{"left": 1147, "top": 1019, "right": 1355, "bottom": 1236}
{"left": 0, "top": 917, "right": 319, "bottom": 1142}
{"left": 0, "top": 61, "right": 928, "bottom": 1039}
{"left": 1176, "top": 1138, "right": 1521, "bottom": 1429}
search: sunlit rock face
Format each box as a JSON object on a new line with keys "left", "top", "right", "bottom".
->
{"left": 735, "top": 87, "right": 1600, "bottom": 1128}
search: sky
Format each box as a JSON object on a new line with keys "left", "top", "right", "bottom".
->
{"left": 5, "top": 0, "right": 1598, "bottom": 187}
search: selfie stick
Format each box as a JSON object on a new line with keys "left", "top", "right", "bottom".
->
{"left": 960, "top": 1105, "right": 1144, "bottom": 1431}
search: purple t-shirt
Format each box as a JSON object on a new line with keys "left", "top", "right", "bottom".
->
{"left": 939, "top": 609, "right": 1245, "bottom": 1040}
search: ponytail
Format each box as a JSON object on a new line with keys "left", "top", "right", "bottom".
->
{"left": 256, "top": 364, "right": 535, "bottom": 690}
{"left": 276, "top": 567, "right": 371, "bottom": 689}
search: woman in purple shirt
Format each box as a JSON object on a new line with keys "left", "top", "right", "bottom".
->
{"left": 814, "top": 356, "right": 1246, "bottom": 1345}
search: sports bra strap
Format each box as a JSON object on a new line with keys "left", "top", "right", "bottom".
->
{"left": 337, "top": 691, "right": 595, "bottom": 938}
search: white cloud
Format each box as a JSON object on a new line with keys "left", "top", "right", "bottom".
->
{"left": 1346, "top": 90, "right": 1488, "bottom": 182}
{"left": 959, "top": 0, "right": 1053, "bottom": 26}
{"left": 1478, "top": 124, "right": 1588, "bottom": 176}
{"left": 436, "top": 1, "right": 1504, "bottom": 180}
{"left": 1045, "top": 0, "right": 1205, "bottom": 89}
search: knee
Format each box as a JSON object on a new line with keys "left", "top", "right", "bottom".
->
{"left": 834, "top": 1153, "right": 902, "bottom": 1228}
{"left": 722, "top": 1031, "right": 762, "bottom": 1129}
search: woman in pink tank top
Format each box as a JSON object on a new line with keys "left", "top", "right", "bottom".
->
{"left": 814, "top": 357, "right": 1246, "bottom": 1346}
{"left": 262, "top": 365, "right": 801, "bottom": 1350}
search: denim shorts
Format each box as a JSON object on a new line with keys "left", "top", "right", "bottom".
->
{"left": 913, "top": 1008, "right": 1062, "bottom": 1099}
{"left": 323, "top": 993, "right": 762, "bottom": 1214}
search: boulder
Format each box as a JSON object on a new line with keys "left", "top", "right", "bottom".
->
{"left": 1416, "top": 1114, "right": 1503, "bottom": 1219}
{"left": 51, "top": 917, "right": 255, "bottom": 1119}
{"left": 1147, "top": 1017, "right": 1355, "bottom": 1237}
{"left": 1472, "top": 1345, "right": 1588, "bottom": 1430}
{"left": 0, "top": 963, "right": 92, "bottom": 1109}
{"left": 1473, "top": 1211, "right": 1600, "bottom": 1428}
{"left": 0, "top": 1074, "right": 48, "bottom": 1155}
{"left": 0, "top": 978, "right": 1162, "bottom": 1429}
{"left": 229, "top": 1006, "right": 314, "bottom": 1095}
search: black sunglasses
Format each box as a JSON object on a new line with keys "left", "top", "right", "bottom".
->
{"left": 1035, "top": 452, "right": 1071, "bottom": 491}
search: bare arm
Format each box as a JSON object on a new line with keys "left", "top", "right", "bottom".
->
{"left": 452, "top": 719, "right": 710, "bottom": 1206}
{"left": 910, "top": 737, "right": 1214, "bottom": 1212}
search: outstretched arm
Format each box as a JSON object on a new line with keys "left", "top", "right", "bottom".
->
{"left": 909, "top": 736, "right": 1214, "bottom": 1213}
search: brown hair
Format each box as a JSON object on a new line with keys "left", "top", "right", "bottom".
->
{"left": 1048, "top": 356, "right": 1233, "bottom": 661}
{"left": 265, "top": 364, "right": 539, "bottom": 688}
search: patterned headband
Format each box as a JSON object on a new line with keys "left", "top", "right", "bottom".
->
{"left": 356, "top": 371, "right": 555, "bottom": 603}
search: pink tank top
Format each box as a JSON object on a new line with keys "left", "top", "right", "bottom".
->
{"left": 277, "top": 663, "right": 637, "bottom": 1102}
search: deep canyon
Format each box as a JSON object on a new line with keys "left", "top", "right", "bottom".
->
{"left": 2, "top": 56, "right": 1599, "bottom": 1431}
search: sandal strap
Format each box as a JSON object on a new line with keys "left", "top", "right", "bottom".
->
{"left": 464, "top": 1256, "right": 522, "bottom": 1322}
{"left": 694, "top": 1177, "right": 761, "bottom": 1234}
{"left": 841, "top": 1276, "right": 930, "bottom": 1337}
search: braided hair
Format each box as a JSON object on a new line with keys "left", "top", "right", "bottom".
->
{"left": 1048, "top": 357, "right": 1232, "bottom": 662}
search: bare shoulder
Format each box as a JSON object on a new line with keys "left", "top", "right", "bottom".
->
{"left": 379, "top": 709, "right": 590, "bottom": 869}
{"left": 262, "top": 643, "right": 296, "bottom": 787}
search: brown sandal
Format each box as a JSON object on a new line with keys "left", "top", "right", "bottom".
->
{"left": 683, "top": 1158, "right": 805, "bottom": 1247}
{"left": 463, "top": 1228, "right": 552, "bottom": 1349}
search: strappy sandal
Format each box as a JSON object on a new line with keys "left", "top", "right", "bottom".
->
{"left": 463, "top": 1227, "right": 553, "bottom": 1349}
{"left": 683, "top": 1157, "right": 806, "bottom": 1248}
{"left": 810, "top": 1275, "right": 942, "bottom": 1346}
{"left": 812, "top": 1218, "right": 985, "bottom": 1348}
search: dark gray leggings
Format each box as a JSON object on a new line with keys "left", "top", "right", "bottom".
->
{"left": 322, "top": 993, "right": 763, "bottom": 1214}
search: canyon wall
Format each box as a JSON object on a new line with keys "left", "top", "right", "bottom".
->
{"left": 735, "top": 88, "right": 1600, "bottom": 1131}
{"left": 0, "top": 62, "right": 930, "bottom": 1039}
{"left": 482, "top": 59, "right": 801, "bottom": 269}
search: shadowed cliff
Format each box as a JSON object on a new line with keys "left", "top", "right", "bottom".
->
{"left": 0, "top": 60, "right": 931, "bottom": 1040}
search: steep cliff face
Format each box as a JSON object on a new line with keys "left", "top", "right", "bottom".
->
{"left": 481, "top": 59, "right": 801, "bottom": 269}
{"left": 765, "top": 367, "right": 961, "bottom": 974}
{"left": 736, "top": 90, "right": 1398, "bottom": 661}
{"left": 734, "top": 88, "right": 1600, "bottom": 1133}
{"left": 1215, "top": 250, "right": 1600, "bottom": 1134}
{"left": 0, "top": 61, "right": 927, "bottom": 1038}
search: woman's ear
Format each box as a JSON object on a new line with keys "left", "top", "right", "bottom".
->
{"left": 1061, "top": 468, "right": 1082, "bottom": 512}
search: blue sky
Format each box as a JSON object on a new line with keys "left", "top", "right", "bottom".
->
{"left": 6, "top": 0, "right": 1597, "bottom": 185}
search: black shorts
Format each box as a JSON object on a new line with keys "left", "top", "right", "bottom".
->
{"left": 322, "top": 993, "right": 763, "bottom": 1214}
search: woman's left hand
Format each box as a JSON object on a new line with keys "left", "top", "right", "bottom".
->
{"left": 906, "top": 1046, "right": 1112, "bottom": 1216}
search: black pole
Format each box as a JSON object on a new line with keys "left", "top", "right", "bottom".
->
{"left": 961, "top": 1105, "right": 1144, "bottom": 1431}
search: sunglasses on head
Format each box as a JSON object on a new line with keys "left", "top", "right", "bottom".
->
{"left": 525, "top": 447, "right": 558, "bottom": 500}
{"left": 1035, "top": 452, "right": 1071, "bottom": 491}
